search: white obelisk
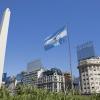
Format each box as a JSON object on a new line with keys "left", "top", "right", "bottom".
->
{"left": 0, "top": 8, "right": 11, "bottom": 87}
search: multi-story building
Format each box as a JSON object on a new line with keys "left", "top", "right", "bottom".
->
{"left": 38, "top": 68, "right": 65, "bottom": 92}
{"left": 64, "top": 72, "right": 72, "bottom": 91}
{"left": 78, "top": 57, "right": 100, "bottom": 94}
{"left": 16, "top": 60, "right": 65, "bottom": 92}
{"left": 22, "top": 59, "right": 44, "bottom": 87}
{"left": 22, "top": 68, "right": 44, "bottom": 87}
{"left": 27, "top": 59, "right": 43, "bottom": 73}
{"left": 16, "top": 71, "right": 26, "bottom": 84}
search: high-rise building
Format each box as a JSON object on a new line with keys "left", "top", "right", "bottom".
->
{"left": 77, "top": 41, "right": 95, "bottom": 61}
{"left": 78, "top": 57, "right": 100, "bottom": 94}
{"left": 0, "top": 8, "right": 11, "bottom": 87}
{"left": 27, "top": 59, "right": 43, "bottom": 73}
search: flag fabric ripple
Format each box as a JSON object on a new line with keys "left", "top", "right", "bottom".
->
{"left": 44, "top": 26, "right": 67, "bottom": 50}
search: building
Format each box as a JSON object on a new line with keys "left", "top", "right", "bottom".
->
{"left": 38, "top": 68, "right": 65, "bottom": 92}
{"left": 73, "top": 77, "right": 80, "bottom": 92}
{"left": 16, "top": 71, "right": 26, "bottom": 84}
{"left": 1, "top": 73, "right": 7, "bottom": 85}
{"left": 64, "top": 72, "right": 80, "bottom": 92}
{"left": 64, "top": 72, "right": 72, "bottom": 91}
{"left": 0, "top": 8, "right": 11, "bottom": 87}
{"left": 16, "top": 60, "right": 65, "bottom": 92}
{"left": 77, "top": 41, "right": 95, "bottom": 61}
{"left": 22, "top": 59, "right": 44, "bottom": 87}
{"left": 78, "top": 57, "right": 100, "bottom": 94}
{"left": 6, "top": 76, "right": 16, "bottom": 93}
{"left": 22, "top": 68, "right": 44, "bottom": 87}
{"left": 27, "top": 59, "right": 43, "bottom": 73}
{"left": 2, "top": 73, "right": 7, "bottom": 82}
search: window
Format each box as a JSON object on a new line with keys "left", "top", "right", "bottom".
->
{"left": 87, "top": 78, "right": 89, "bottom": 80}
{"left": 92, "top": 87, "right": 94, "bottom": 89}
{"left": 89, "top": 67, "right": 92, "bottom": 71}
{"left": 97, "top": 67, "right": 99, "bottom": 70}
{"left": 87, "top": 87, "right": 90, "bottom": 89}
{"left": 91, "top": 78, "right": 93, "bottom": 80}
{"left": 90, "top": 73, "right": 93, "bottom": 76}
{"left": 83, "top": 74, "right": 85, "bottom": 77}
{"left": 87, "top": 83, "right": 89, "bottom": 85}
{"left": 86, "top": 73, "right": 88, "bottom": 76}
{"left": 91, "top": 82, "right": 94, "bottom": 85}
{"left": 94, "top": 69, "right": 96, "bottom": 71}
{"left": 54, "top": 83, "right": 57, "bottom": 89}
{"left": 96, "top": 82, "right": 98, "bottom": 84}
{"left": 82, "top": 68, "right": 85, "bottom": 73}
{"left": 54, "top": 76, "right": 57, "bottom": 81}
{"left": 84, "top": 83, "right": 86, "bottom": 85}
{"left": 84, "top": 87, "right": 86, "bottom": 89}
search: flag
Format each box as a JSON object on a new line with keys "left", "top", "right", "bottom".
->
{"left": 44, "top": 26, "right": 67, "bottom": 50}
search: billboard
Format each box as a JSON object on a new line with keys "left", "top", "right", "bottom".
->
{"left": 77, "top": 41, "right": 95, "bottom": 61}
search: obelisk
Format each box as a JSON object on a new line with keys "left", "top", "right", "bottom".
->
{"left": 0, "top": 8, "right": 11, "bottom": 87}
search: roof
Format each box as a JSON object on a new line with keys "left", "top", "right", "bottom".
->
{"left": 43, "top": 68, "right": 62, "bottom": 76}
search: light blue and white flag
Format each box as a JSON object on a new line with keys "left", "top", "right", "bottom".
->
{"left": 44, "top": 26, "right": 67, "bottom": 50}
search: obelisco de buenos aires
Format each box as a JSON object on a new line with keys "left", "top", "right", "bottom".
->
{"left": 0, "top": 8, "right": 11, "bottom": 87}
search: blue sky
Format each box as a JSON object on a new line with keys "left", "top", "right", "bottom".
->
{"left": 0, "top": 0, "right": 100, "bottom": 77}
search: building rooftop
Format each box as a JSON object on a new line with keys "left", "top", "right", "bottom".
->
{"left": 78, "top": 56, "right": 100, "bottom": 68}
{"left": 27, "top": 59, "right": 44, "bottom": 73}
{"left": 43, "top": 68, "right": 62, "bottom": 76}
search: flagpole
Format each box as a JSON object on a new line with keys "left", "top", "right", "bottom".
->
{"left": 67, "top": 27, "right": 74, "bottom": 94}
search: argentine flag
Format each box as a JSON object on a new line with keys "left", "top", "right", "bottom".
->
{"left": 44, "top": 26, "right": 67, "bottom": 50}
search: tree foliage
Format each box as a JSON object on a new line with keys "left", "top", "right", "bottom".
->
{"left": 0, "top": 85, "right": 100, "bottom": 100}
